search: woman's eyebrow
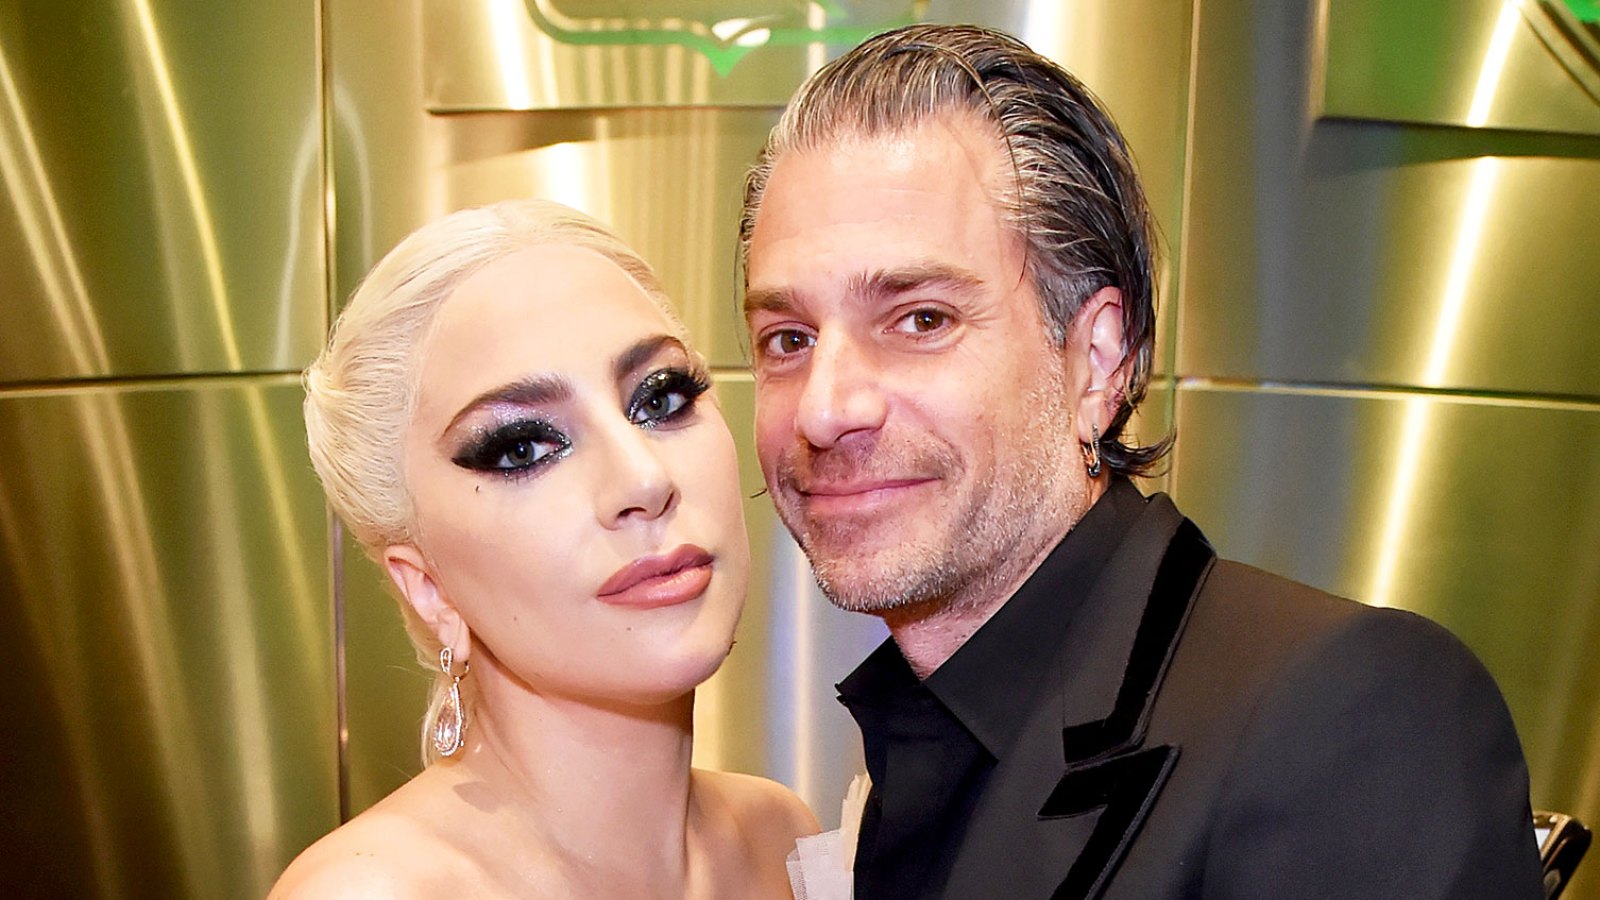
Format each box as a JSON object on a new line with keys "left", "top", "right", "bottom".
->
{"left": 442, "top": 374, "right": 573, "bottom": 437}
{"left": 612, "top": 334, "right": 687, "bottom": 382}
{"left": 438, "top": 334, "right": 685, "bottom": 439}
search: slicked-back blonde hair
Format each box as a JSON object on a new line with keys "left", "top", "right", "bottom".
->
{"left": 304, "top": 199, "right": 682, "bottom": 764}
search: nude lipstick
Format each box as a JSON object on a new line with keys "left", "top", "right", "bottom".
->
{"left": 596, "top": 544, "right": 714, "bottom": 609}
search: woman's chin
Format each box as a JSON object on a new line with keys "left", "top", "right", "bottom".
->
{"left": 621, "top": 641, "right": 735, "bottom": 707}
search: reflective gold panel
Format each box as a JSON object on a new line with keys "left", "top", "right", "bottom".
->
{"left": 438, "top": 108, "right": 780, "bottom": 369}
{"left": 0, "top": 378, "right": 335, "bottom": 896}
{"left": 1320, "top": 0, "right": 1600, "bottom": 135}
{"left": 1170, "top": 383, "right": 1600, "bottom": 899}
{"left": 0, "top": 1, "right": 325, "bottom": 382}
{"left": 1183, "top": 0, "right": 1600, "bottom": 397}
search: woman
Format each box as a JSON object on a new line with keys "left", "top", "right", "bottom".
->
{"left": 272, "top": 200, "right": 818, "bottom": 897}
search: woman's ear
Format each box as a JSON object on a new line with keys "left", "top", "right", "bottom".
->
{"left": 1070, "top": 285, "right": 1129, "bottom": 442}
{"left": 384, "top": 544, "right": 469, "bottom": 660}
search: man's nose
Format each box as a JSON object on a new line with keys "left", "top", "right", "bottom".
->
{"left": 595, "top": 419, "right": 677, "bottom": 529}
{"left": 794, "top": 334, "right": 889, "bottom": 449}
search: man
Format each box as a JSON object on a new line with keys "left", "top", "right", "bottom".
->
{"left": 739, "top": 23, "right": 1543, "bottom": 900}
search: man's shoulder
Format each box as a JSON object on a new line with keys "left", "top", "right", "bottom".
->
{"left": 1194, "top": 557, "right": 1469, "bottom": 660}
{"left": 1159, "top": 552, "right": 1513, "bottom": 748}
{"left": 1173, "top": 560, "right": 1541, "bottom": 898}
{"left": 1173, "top": 555, "right": 1516, "bottom": 759}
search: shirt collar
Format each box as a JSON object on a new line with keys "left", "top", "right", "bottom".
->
{"left": 838, "top": 478, "right": 1149, "bottom": 758}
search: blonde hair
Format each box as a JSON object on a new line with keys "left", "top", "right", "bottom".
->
{"left": 304, "top": 199, "right": 681, "bottom": 763}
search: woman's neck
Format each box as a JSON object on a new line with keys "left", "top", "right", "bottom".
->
{"left": 442, "top": 657, "right": 701, "bottom": 891}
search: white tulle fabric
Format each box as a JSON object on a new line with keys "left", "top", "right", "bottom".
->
{"left": 787, "top": 775, "right": 871, "bottom": 900}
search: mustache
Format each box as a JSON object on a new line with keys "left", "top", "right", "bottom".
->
{"left": 775, "top": 437, "right": 961, "bottom": 493}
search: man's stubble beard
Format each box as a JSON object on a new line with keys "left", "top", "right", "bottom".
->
{"left": 772, "top": 373, "right": 1088, "bottom": 620}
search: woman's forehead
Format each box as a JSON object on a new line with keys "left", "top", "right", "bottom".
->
{"left": 413, "top": 245, "right": 675, "bottom": 414}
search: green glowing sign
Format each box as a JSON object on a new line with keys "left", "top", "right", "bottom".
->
{"left": 1562, "top": 0, "right": 1599, "bottom": 23}
{"left": 524, "top": 1, "right": 929, "bottom": 76}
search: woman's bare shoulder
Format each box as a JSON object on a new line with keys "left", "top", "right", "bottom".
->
{"left": 268, "top": 780, "right": 466, "bottom": 899}
{"left": 694, "top": 769, "right": 820, "bottom": 843}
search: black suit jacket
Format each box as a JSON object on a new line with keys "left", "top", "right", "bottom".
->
{"left": 930, "top": 493, "right": 1543, "bottom": 899}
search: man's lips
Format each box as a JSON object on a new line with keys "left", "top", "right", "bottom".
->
{"left": 792, "top": 477, "right": 938, "bottom": 515}
{"left": 596, "top": 544, "right": 715, "bottom": 609}
{"left": 798, "top": 478, "right": 936, "bottom": 497}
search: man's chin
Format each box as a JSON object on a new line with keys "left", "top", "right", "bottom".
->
{"left": 802, "top": 538, "right": 957, "bottom": 615}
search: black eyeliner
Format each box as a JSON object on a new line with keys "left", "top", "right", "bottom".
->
{"left": 626, "top": 367, "right": 711, "bottom": 428}
{"left": 450, "top": 418, "right": 570, "bottom": 475}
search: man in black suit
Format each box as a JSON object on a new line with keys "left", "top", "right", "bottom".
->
{"left": 739, "top": 23, "right": 1543, "bottom": 899}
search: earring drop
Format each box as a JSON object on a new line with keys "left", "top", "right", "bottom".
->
{"left": 433, "top": 646, "right": 469, "bottom": 758}
{"left": 1084, "top": 425, "right": 1103, "bottom": 479}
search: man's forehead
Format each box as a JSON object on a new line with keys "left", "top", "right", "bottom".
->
{"left": 744, "top": 109, "right": 1029, "bottom": 318}
{"left": 750, "top": 116, "right": 1018, "bottom": 263}
{"left": 783, "top": 111, "right": 1009, "bottom": 184}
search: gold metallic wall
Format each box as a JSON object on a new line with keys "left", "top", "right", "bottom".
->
{"left": 2, "top": 1, "right": 1596, "bottom": 896}
{"left": 0, "top": 1, "right": 334, "bottom": 897}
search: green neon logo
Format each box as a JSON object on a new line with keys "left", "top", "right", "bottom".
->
{"left": 523, "top": 1, "right": 929, "bottom": 76}
{"left": 1562, "top": 0, "right": 1599, "bottom": 23}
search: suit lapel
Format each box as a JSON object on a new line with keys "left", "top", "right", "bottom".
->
{"left": 939, "top": 497, "right": 1215, "bottom": 900}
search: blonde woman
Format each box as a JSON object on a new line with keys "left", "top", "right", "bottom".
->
{"left": 272, "top": 200, "right": 817, "bottom": 898}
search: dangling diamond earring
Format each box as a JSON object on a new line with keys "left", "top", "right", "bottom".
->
{"left": 1084, "top": 425, "right": 1103, "bottom": 479}
{"left": 433, "top": 646, "right": 469, "bottom": 758}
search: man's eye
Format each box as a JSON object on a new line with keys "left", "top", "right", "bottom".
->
{"left": 762, "top": 329, "right": 815, "bottom": 357}
{"left": 627, "top": 368, "right": 710, "bottom": 427}
{"left": 452, "top": 421, "right": 570, "bottom": 476}
{"left": 896, "top": 309, "right": 951, "bottom": 334}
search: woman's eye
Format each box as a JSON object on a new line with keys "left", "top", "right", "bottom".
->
{"left": 498, "top": 438, "right": 549, "bottom": 467}
{"left": 633, "top": 390, "right": 685, "bottom": 423}
{"left": 628, "top": 368, "right": 710, "bottom": 427}
{"left": 761, "top": 329, "right": 814, "bottom": 357}
{"left": 896, "top": 308, "right": 951, "bottom": 334}
{"left": 452, "top": 421, "right": 569, "bottom": 475}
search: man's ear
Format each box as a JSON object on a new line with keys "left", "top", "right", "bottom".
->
{"left": 1070, "top": 285, "right": 1129, "bottom": 443}
{"left": 384, "top": 544, "right": 469, "bottom": 661}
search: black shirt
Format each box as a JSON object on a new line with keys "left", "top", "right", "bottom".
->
{"left": 837, "top": 479, "right": 1149, "bottom": 900}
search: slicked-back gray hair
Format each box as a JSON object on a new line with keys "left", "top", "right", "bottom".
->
{"left": 739, "top": 23, "right": 1169, "bottom": 475}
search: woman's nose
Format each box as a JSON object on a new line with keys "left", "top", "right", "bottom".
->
{"left": 594, "top": 418, "right": 678, "bottom": 529}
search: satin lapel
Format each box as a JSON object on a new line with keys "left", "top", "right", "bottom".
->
{"left": 939, "top": 497, "right": 1215, "bottom": 900}
{"left": 1044, "top": 516, "right": 1213, "bottom": 900}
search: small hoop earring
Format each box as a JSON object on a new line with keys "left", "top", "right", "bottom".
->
{"left": 433, "top": 645, "right": 470, "bottom": 758}
{"left": 1084, "top": 425, "right": 1103, "bottom": 479}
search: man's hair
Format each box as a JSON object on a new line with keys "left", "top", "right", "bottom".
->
{"left": 739, "top": 23, "right": 1169, "bottom": 475}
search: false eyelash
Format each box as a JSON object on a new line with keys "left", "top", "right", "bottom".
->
{"left": 627, "top": 367, "right": 711, "bottom": 428}
{"left": 450, "top": 418, "right": 570, "bottom": 477}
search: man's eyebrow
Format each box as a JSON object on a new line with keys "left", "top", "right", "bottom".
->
{"left": 743, "top": 287, "right": 799, "bottom": 316}
{"left": 850, "top": 263, "right": 986, "bottom": 302}
{"left": 744, "top": 263, "right": 985, "bottom": 319}
{"left": 442, "top": 374, "right": 573, "bottom": 437}
{"left": 612, "top": 334, "right": 686, "bottom": 383}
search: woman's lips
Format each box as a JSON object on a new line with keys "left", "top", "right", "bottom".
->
{"left": 596, "top": 544, "right": 715, "bottom": 609}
